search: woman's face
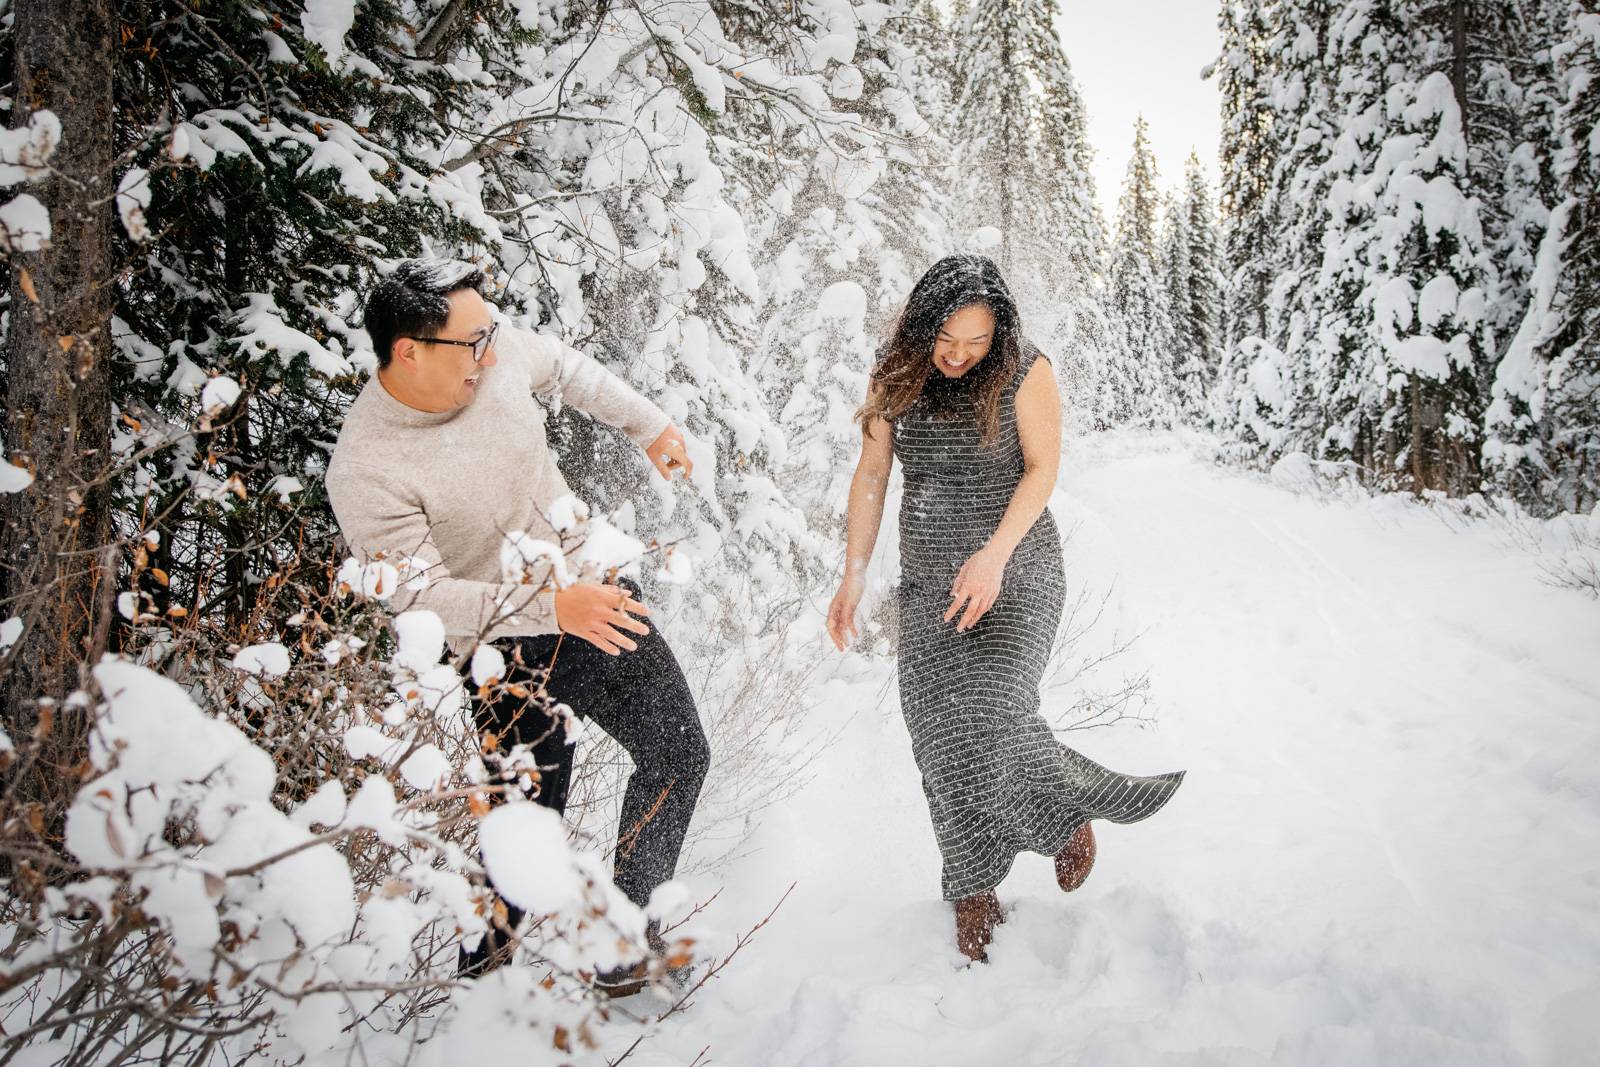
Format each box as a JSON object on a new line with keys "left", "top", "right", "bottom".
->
{"left": 932, "top": 304, "right": 995, "bottom": 378}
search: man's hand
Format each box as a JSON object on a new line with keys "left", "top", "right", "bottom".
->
{"left": 646, "top": 425, "right": 693, "bottom": 481}
{"left": 555, "top": 581, "right": 651, "bottom": 655}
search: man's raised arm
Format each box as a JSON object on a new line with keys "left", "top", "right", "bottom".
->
{"left": 516, "top": 328, "right": 674, "bottom": 450}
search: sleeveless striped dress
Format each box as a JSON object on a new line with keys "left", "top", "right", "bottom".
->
{"left": 892, "top": 342, "right": 1185, "bottom": 901}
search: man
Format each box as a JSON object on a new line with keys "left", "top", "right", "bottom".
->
{"left": 326, "top": 259, "right": 709, "bottom": 993}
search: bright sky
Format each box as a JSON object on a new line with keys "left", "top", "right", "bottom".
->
{"left": 1054, "top": 2, "right": 1224, "bottom": 225}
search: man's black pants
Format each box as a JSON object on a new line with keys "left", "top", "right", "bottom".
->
{"left": 470, "top": 580, "right": 710, "bottom": 917}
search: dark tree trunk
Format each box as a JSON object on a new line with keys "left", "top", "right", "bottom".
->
{"left": 1450, "top": 1, "right": 1469, "bottom": 137}
{"left": 1, "top": 0, "right": 117, "bottom": 818}
{"left": 998, "top": 21, "right": 1016, "bottom": 275}
{"left": 220, "top": 196, "right": 259, "bottom": 630}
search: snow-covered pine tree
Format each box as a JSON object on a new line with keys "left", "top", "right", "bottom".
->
{"left": 1159, "top": 188, "right": 1205, "bottom": 422}
{"left": 1160, "top": 153, "right": 1223, "bottom": 425}
{"left": 93, "top": 0, "right": 509, "bottom": 632}
{"left": 1262, "top": 0, "right": 1348, "bottom": 464}
{"left": 1106, "top": 116, "right": 1176, "bottom": 427}
{"left": 1316, "top": 1, "right": 1496, "bottom": 493}
{"left": 1211, "top": 0, "right": 1583, "bottom": 499}
{"left": 1034, "top": 25, "right": 1117, "bottom": 433}
{"left": 1486, "top": 0, "right": 1600, "bottom": 512}
{"left": 411, "top": 0, "right": 896, "bottom": 626}
{"left": 948, "top": 0, "right": 1107, "bottom": 350}
{"left": 1182, "top": 152, "right": 1226, "bottom": 385}
{"left": 868, "top": 0, "right": 962, "bottom": 295}
{"left": 1372, "top": 1, "right": 1573, "bottom": 500}
{"left": 1431, "top": 1, "right": 1569, "bottom": 359}
{"left": 687, "top": 0, "right": 935, "bottom": 600}
{"left": 949, "top": 0, "right": 1038, "bottom": 275}
{"left": 1205, "top": 0, "right": 1282, "bottom": 453}
{"left": 746, "top": 0, "right": 954, "bottom": 553}
{"left": 1207, "top": 0, "right": 1278, "bottom": 354}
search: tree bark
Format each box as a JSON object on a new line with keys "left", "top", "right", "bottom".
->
{"left": 415, "top": 0, "right": 475, "bottom": 58}
{"left": 1, "top": 0, "right": 117, "bottom": 800}
{"left": 997, "top": 21, "right": 1015, "bottom": 275}
{"left": 1450, "top": 0, "right": 1469, "bottom": 137}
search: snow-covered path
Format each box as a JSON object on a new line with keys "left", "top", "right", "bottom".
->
{"left": 626, "top": 434, "right": 1600, "bottom": 1066}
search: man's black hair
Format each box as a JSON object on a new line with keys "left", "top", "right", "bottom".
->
{"left": 363, "top": 259, "right": 488, "bottom": 370}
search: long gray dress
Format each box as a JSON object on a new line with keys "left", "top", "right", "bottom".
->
{"left": 892, "top": 343, "right": 1185, "bottom": 901}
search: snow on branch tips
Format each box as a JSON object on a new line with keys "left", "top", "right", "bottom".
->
{"left": 0, "top": 105, "right": 54, "bottom": 253}
{"left": 0, "top": 194, "right": 49, "bottom": 253}
{"left": 0, "top": 108, "right": 61, "bottom": 184}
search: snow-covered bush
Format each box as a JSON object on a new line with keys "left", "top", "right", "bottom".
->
{"left": 0, "top": 551, "right": 691, "bottom": 1064}
{"left": 1486, "top": 496, "right": 1600, "bottom": 599}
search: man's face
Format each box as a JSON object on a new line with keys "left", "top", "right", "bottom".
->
{"left": 396, "top": 287, "right": 500, "bottom": 412}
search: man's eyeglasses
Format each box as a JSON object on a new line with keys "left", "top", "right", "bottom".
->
{"left": 406, "top": 321, "right": 500, "bottom": 363}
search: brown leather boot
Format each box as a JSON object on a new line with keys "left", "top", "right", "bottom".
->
{"left": 595, "top": 960, "right": 648, "bottom": 998}
{"left": 594, "top": 919, "right": 665, "bottom": 998}
{"left": 1055, "top": 822, "right": 1097, "bottom": 892}
{"left": 954, "top": 889, "right": 1002, "bottom": 963}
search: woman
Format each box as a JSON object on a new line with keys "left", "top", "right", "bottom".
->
{"left": 826, "top": 255, "right": 1185, "bottom": 963}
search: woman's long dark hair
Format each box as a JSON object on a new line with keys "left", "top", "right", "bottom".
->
{"left": 857, "top": 254, "right": 1023, "bottom": 447}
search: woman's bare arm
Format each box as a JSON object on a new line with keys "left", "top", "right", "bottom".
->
{"left": 987, "top": 356, "right": 1061, "bottom": 556}
{"left": 842, "top": 416, "right": 895, "bottom": 584}
{"left": 946, "top": 356, "right": 1062, "bottom": 630}
{"left": 828, "top": 416, "right": 895, "bottom": 650}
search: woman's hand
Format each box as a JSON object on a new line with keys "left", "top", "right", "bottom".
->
{"left": 945, "top": 544, "right": 1010, "bottom": 632}
{"left": 826, "top": 578, "right": 864, "bottom": 652}
{"left": 555, "top": 581, "right": 652, "bottom": 655}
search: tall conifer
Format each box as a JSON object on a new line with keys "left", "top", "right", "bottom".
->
{"left": 1108, "top": 117, "right": 1176, "bottom": 427}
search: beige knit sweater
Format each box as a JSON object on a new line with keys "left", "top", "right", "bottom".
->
{"left": 325, "top": 324, "right": 671, "bottom": 647}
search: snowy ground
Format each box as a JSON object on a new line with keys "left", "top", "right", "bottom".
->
{"left": 612, "top": 432, "right": 1600, "bottom": 1066}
